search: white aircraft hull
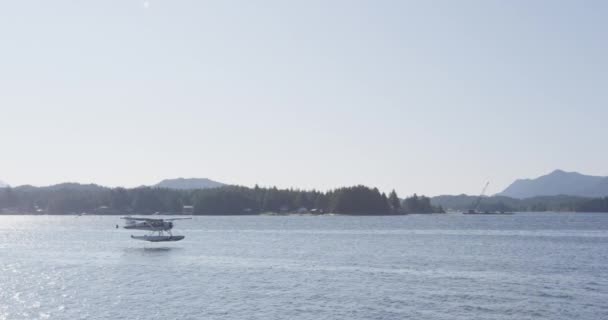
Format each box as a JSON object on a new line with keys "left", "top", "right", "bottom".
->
{"left": 130, "top": 235, "right": 185, "bottom": 242}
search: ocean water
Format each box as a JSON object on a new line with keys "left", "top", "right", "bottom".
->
{"left": 1, "top": 213, "right": 607, "bottom": 320}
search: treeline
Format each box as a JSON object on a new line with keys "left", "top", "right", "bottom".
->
{"left": 576, "top": 197, "right": 608, "bottom": 212}
{"left": 0, "top": 183, "right": 443, "bottom": 215}
{"left": 431, "top": 194, "right": 608, "bottom": 213}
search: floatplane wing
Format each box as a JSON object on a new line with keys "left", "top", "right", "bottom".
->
{"left": 120, "top": 216, "right": 162, "bottom": 222}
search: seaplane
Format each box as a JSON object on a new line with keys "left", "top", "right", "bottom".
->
{"left": 120, "top": 216, "right": 191, "bottom": 242}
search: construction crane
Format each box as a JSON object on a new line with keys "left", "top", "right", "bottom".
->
{"left": 469, "top": 181, "right": 490, "bottom": 213}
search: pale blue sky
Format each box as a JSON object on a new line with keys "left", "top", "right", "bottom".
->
{"left": 1, "top": 1, "right": 607, "bottom": 196}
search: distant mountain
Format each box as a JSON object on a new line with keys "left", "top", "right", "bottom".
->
{"left": 45, "top": 183, "right": 106, "bottom": 191}
{"left": 0, "top": 180, "right": 8, "bottom": 188}
{"left": 580, "top": 177, "right": 608, "bottom": 198}
{"left": 498, "top": 170, "right": 608, "bottom": 199}
{"left": 13, "top": 183, "right": 107, "bottom": 191}
{"left": 154, "top": 178, "right": 226, "bottom": 190}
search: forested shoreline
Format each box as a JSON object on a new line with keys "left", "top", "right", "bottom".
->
{"left": 1, "top": 183, "right": 607, "bottom": 215}
{"left": 0, "top": 184, "right": 441, "bottom": 215}
{"left": 431, "top": 194, "right": 608, "bottom": 213}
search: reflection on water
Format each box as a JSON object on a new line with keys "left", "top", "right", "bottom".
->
{"left": 122, "top": 246, "right": 182, "bottom": 256}
{"left": 144, "top": 247, "right": 173, "bottom": 252}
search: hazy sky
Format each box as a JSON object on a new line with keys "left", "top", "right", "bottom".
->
{"left": 1, "top": 1, "right": 607, "bottom": 196}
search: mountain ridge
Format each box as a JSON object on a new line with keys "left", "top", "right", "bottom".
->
{"left": 499, "top": 170, "right": 608, "bottom": 199}
{"left": 153, "top": 178, "right": 226, "bottom": 190}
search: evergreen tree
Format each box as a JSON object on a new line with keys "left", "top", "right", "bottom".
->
{"left": 388, "top": 189, "right": 401, "bottom": 213}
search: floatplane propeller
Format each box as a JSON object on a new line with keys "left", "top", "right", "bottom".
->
{"left": 120, "top": 216, "right": 191, "bottom": 242}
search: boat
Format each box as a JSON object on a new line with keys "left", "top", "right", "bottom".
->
{"left": 463, "top": 182, "right": 514, "bottom": 215}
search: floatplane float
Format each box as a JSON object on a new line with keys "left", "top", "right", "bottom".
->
{"left": 120, "top": 216, "right": 191, "bottom": 242}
